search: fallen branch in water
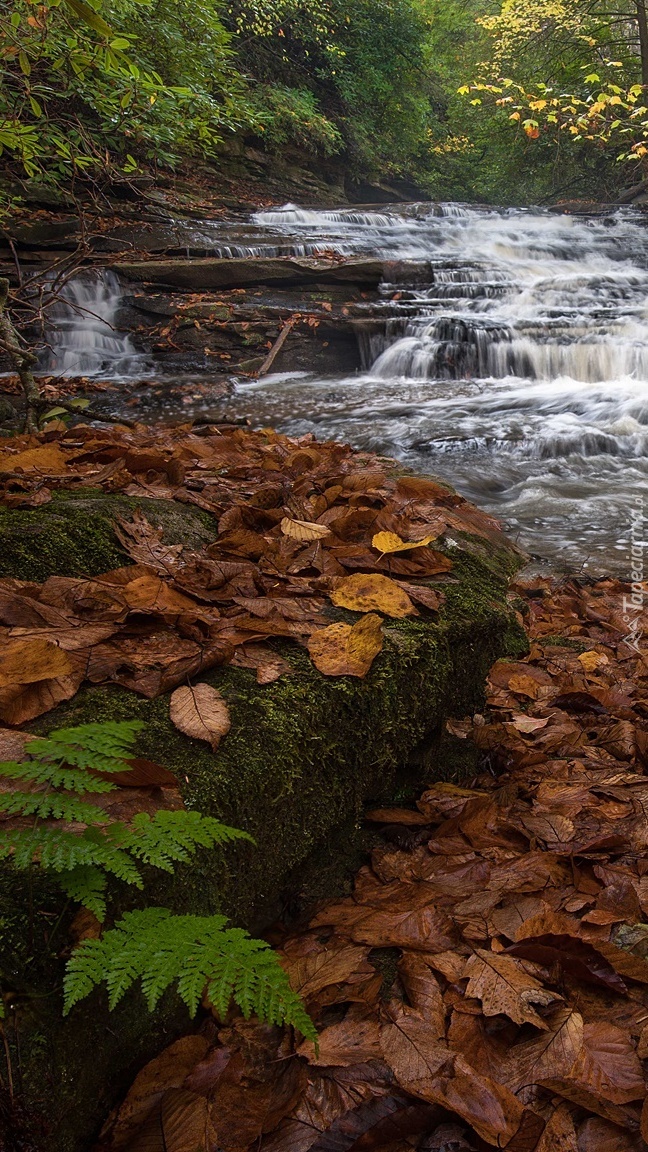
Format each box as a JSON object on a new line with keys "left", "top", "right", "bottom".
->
{"left": 257, "top": 316, "right": 297, "bottom": 377}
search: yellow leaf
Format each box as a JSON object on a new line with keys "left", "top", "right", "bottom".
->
{"left": 508, "top": 673, "right": 541, "bottom": 699}
{"left": 371, "top": 531, "right": 437, "bottom": 554}
{"left": 577, "top": 650, "right": 609, "bottom": 672}
{"left": 280, "top": 517, "right": 331, "bottom": 542}
{"left": 330, "top": 573, "right": 417, "bottom": 618}
{"left": 0, "top": 638, "right": 73, "bottom": 687}
{"left": 308, "top": 613, "right": 383, "bottom": 678}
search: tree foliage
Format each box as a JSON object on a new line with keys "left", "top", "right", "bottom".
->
{"left": 464, "top": 0, "right": 648, "bottom": 172}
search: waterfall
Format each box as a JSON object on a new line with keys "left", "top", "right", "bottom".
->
{"left": 41, "top": 270, "right": 146, "bottom": 377}
{"left": 225, "top": 201, "right": 648, "bottom": 572}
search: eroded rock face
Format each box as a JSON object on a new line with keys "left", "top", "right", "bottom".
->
{"left": 115, "top": 256, "right": 386, "bottom": 289}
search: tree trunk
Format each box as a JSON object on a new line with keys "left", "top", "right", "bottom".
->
{"left": 0, "top": 277, "right": 40, "bottom": 432}
{"left": 636, "top": 0, "right": 648, "bottom": 86}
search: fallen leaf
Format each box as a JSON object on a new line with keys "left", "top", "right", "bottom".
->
{"left": 372, "top": 531, "right": 438, "bottom": 554}
{"left": 578, "top": 651, "right": 609, "bottom": 672}
{"left": 307, "top": 614, "right": 383, "bottom": 678}
{"left": 0, "top": 444, "right": 69, "bottom": 474}
{"left": 464, "top": 948, "right": 562, "bottom": 1028}
{"left": 506, "top": 935, "right": 629, "bottom": 995}
{"left": 329, "top": 573, "right": 416, "bottom": 618}
{"left": 281, "top": 517, "right": 331, "bottom": 541}
{"left": 298, "top": 1014, "right": 382, "bottom": 1067}
{"left": 169, "top": 683, "right": 231, "bottom": 750}
{"left": 0, "top": 637, "right": 73, "bottom": 687}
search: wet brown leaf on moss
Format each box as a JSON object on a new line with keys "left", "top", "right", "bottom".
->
{"left": 169, "top": 683, "right": 231, "bottom": 750}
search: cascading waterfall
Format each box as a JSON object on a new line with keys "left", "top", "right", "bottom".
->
{"left": 225, "top": 201, "right": 648, "bottom": 572}
{"left": 41, "top": 269, "right": 146, "bottom": 377}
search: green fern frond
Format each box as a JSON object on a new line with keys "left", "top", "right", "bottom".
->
{"left": 0, "top": 827, "right": 143, "bottom": 887}
{"left": 124, "top": 811, "right": 254, "bottom": 872}
{"left": 0, "top": 759, "right": 116, "bottom": 795}
{"left": 26, "top": 722, "right": 144, "bottom": 776}
{"left": 58, "top": 866, "right": 108, "bottom": 921}
{"left": 62, "top": 909, "right": 318, "bottom": 1044}
{"left": 0, "top": 792, "right": 108, "bottom": 823}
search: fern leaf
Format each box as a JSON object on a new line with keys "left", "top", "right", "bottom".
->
{"left": 123, "top": 811, "right": 254, "bottom": 872}
{"left": 0, "top": 827, "right": 143, "bottom": 887}
{"left": 62, "top": 909, "right": 317, "bottom": 1044}
{"left": 0, "top": 792, "right": 107, "bottom": 823}
{"left": 0, "top": 758, "right": 116, "bottom": 796}
{"left": 27, "top": 721, "right": 143, "bottom": 776}
{"left": 58, "top": 866, "right": 108, "bottom": 921}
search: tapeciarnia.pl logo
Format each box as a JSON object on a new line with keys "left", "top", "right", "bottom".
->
{"left": 622, "top": 495, "right": 645, "bottom": 653}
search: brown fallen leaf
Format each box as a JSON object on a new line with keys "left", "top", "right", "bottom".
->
{"left": 97, "top": 1037, "right": 211, "bottom": 1149}
{"left": 114, "top": 510, "right": 184, "bottom": 572}
{"left": 0, "top": 444, "right": 69, "bottom": 474}
{"left": 230, "top": 645, "right": 293, "bottom": 684}
{"left": 298, "top": 1012, "right": 382, "bottom": 1067}
{"left": 281, "top": 517, "right": 331, "bottom": 541}
{"left": 564, "top": 1022, "right": 645, "bottom": 1105}
{"left": 535, "top": 1103, "right": 578, "bottom": 1152}
{"left": 504, "top": 1008, "right": 584, "bottom": 1092}
{"left": 464, "top": 948, "right": 562, "bottom": 1028}
{"left": 0, "top": 636, "right": 74, "bottom": 687}
{"left": 307, "top": 613, "right": 383, "bottom": 678}
{"left": 506, "top": 934, "right": 629, "bottom": 995}
{"left": 169, "top": 683, "right": 231, "bottom": 750}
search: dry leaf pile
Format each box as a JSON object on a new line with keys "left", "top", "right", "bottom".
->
{"left": 97, "top": 575, "right": 648, "bottom": 1152}
{"left": 0, "top": 423, "right": 507, "bottom": 730}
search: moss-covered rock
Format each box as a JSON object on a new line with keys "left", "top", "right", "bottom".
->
{"left": 0, "top": 490, "right": 219, "bottom": 581}
{"left": 0, "top": 489, "right": 526, "bottom": 1152}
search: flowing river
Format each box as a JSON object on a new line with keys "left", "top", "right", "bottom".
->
{"left": 47, "top": 202, "right": 648, "bottom": 574}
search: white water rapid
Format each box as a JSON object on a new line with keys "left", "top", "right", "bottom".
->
{"left": 225, "top": 202, "right": 648, "bottom": 573}
{"left": 41, "top": 269, "right": 146, "bottom": 377}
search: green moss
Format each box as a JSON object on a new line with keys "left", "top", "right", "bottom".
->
{"left": 0, "top": 492, "right": 218, "bottom": 581}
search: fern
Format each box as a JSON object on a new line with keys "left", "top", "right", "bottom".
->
{"left": 63, "top": 909, "right": 317, "bottom": 1043}
{"left": 0, "top": 722, "right": 316, "bottom": 1044}
{"left": 0, "top": 724, "right": 252, "bottom": 918}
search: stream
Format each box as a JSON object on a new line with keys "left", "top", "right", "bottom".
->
{"left": 45, "top": 202, "right": 648, "bottom": 575}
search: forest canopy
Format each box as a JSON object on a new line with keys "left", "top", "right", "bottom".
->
{"left": 1, "top": 0, "right": 647, "bottom": 203}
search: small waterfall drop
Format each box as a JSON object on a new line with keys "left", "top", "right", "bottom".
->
{"left": 42, "top": 270, "right": 146, "bottom": 377}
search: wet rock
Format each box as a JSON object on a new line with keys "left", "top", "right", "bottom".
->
{"left": 3, "top": 217, "right": 81, "bottom": 248}
{"left": 115, "top": 255, "right": 385, "bottom": 289}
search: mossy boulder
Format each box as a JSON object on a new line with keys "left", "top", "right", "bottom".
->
{"left": 0, "top": 488, "right": 527, "bottom": 1152}
{"left": 0, "top": 490, "right": 219, "bottom": 582}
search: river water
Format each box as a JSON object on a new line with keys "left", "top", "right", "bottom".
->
{"left": 46, "top": 202, "right": 648, "bottom": 574}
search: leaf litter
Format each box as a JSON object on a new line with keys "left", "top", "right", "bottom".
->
{"left": 0, "top": 422, "right": 489, "bottom": 729}
{"left": 92, "top": 567, "right": 648, "bottom": 1150}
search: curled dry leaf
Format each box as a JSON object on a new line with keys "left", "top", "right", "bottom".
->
{"left": 329, "top": 573, "right": 417, "bottom": 618}
{"left": 307, "top": 613, "right": 383, "bottom": 678}
{"left": 169, "top": 683, "right": 231, "bottom": 751}
{"left": 280, "top": 517, "right": 331, "bottom": 541}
